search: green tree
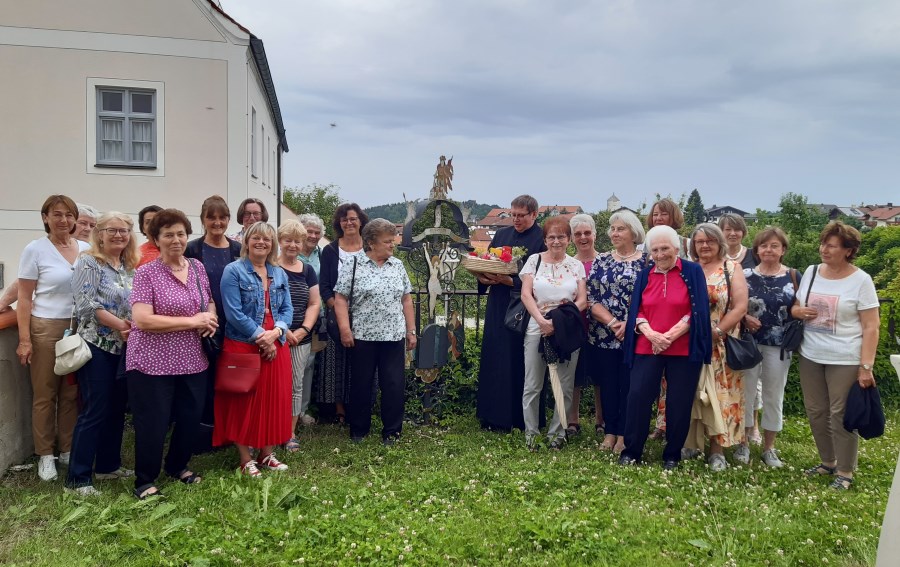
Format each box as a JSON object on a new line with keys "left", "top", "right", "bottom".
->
{"left": 592, "top": 210, "right": 613, "bottom": 251}
{"left": 283, "top": 183, "right": 343, "bottom": 239}
{"left": 683, "top": 188, "right": 706, "bottom": 227}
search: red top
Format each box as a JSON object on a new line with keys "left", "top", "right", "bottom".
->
{"left": 137, "top": 240, "right": 160, "bottom": 267}
{"left": 635, "top": 258, "right": 691, "bottom": 356}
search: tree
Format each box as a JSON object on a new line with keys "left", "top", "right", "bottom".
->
{"left": 683, "top": 188, "right": 706, "bottom": 227}
{"left": 283, "top": 183, "right": 343, "bottom": 239}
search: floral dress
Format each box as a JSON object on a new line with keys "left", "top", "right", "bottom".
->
{"left": 706, "top": 260, "right": 744, "bottom": 447}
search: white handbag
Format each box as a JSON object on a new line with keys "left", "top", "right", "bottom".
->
{"left": 54, "top": 308, "right": 92, "bottom": 375}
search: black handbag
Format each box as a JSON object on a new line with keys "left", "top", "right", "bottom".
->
{"left": 722, "top": 261, "right": 763, "bottom": 370}
{"left": 504, "top": 254, "right": 541, "bottom": 335}
{"left": 781, "top": 266, "right": 817, "bottom": 360}
{"left": 326, "top": 257, "right": 357, "bottom": 343}
{"left": 192, "top": 260, "right": 221, "bottom": 359}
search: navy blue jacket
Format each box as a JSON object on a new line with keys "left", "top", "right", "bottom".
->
{"left": 623, "top": 258, "right": 712, "bottom": 367}
{"left": 185, "top": 237, "right": 242, "bottom": 265}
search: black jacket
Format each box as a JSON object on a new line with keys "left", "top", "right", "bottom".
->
{"left": 545, "top": 303, "right": 587, "bottom": 363}
{"left": 185, "top": 237, "right": 242, "bottom": 265}
{"left": 843, "top": 383, "right": 885, "bottom": 440}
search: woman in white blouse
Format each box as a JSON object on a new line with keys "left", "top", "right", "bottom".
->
{"left": 16, "top": 195, "right": 91, "bottom": 482}
{"left": 520, "top": 216, "right": 588, "bottom": 451}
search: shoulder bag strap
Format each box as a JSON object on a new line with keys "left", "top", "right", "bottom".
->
{"left": 802, "top": 264, "right": 818, "bottom": 307}
{"left": 190, "top": 259, "right": 205, "bottom": 313}
{"left": 722, "top": 260, "right": 732, "bottom": 316}
{"left": 788, "top": 268, "right": 799, "bottom": 292}
{"left": 348, "top": 256, "right": 358, "bottom": 309}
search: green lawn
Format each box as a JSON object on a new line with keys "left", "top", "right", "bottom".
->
{"left": 1, "top": 412, "right": 896, "bottom": 566}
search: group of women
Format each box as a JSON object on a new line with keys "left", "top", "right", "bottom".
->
{"left": 480, "top": 196, "right": 880, "bottom": 490}
{"left": 8, "top": 192, "right": 882, "bottom": 496}
{"left": 11, "top": 194, "right": 416, "bottom": 498}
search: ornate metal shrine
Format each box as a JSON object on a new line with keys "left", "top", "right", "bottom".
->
{"left": 399, "top": 156, "right": 473, "bottom": 423}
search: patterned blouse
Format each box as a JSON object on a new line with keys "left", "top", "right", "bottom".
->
{"left": 334, "top": 254, "right": 412, "bottom": 342}
{"left": 587, "top": 252, "right": 648, "bottom": 349}
{"left": 126, "top": 258, "right": 212, "bottom": 375}
{"left": 743, "top": 268, "right": 797, "bottom": 347}
{"left": 73, "top": 254, "right": 134, "bottom": 355}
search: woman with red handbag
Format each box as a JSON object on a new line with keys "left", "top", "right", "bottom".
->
{"left": 215, "top": 222, "right": 294, "bottom": 477}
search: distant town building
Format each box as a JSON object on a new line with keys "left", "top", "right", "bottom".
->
{"left": 607, "top": 193, "right": 621, "bottom": 212}
{"left": 705, "top": 205, "right": 750, "bottom": 223}
{"left": 865, "top": 204, "right": 900, "bottom": 227}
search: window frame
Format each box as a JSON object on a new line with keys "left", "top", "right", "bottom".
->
{"left": 251, "top": 107, "right": 258, "bottom": 178}
{"left": 95, "top": 87, "right": 157, "bottom": 168}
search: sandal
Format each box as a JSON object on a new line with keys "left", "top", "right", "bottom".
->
{"left": 565, "top": 423, "right": 581, "bottom": 437}
{"left": 334, "top": 413, "right": 346, "bottom": 426}
{"left": 176, "top": 470, "right": 202, "bottom": 484}
{"left": 804, "top": 463, "right": 837, "bottom": 477}
{"left": 133, "top": 485, "right": 162, "bottom": 500}
{"left": 595, "top": 423, "right": 604, "bottom": 436}
{"left": 829, "top": 475, "right": 853, "bottom": 490}
{"left": 286, "top": 436, "right": 301, "bottom": 453}
{"left": 599, "top": 434, "right": 616, "bottom": 451}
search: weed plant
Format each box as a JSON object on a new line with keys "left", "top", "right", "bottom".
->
{"left": 1, "top": 413, "right": 896, "bottom": 566}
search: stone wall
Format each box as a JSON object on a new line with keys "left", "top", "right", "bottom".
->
{"left": 0, "top": 315, "right": 33, "bottom": 474}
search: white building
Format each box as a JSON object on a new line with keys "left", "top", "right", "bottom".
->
{"left": 0, "top": 0, "right": 288, "bottom": 289}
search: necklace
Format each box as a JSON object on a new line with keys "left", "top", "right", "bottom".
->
{"left": 167, "top": 258, "right": 187, "bottom": 273}
{"left": 612, "top": 248, "right": 639, "bottom": 261}
{"left": 50, "top": 236, "right": 72, "bottom": 249}
{"left": 725, "top": 245, "right": 745, "bottom": 262}
{"left": 757, "top": 263, "right": 783, "bottom": 277}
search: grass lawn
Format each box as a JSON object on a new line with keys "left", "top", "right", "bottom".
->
{"left": 0, "top": 412, "right": 897, "bottom": 566}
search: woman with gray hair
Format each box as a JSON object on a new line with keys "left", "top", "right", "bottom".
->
{"left": 566, "top": 213, "right": 602, "bottom": 437}
{"left": 75, "top": 203, "right": 100, "bottom": 242}
{"left": 297, "top": 213, "right": 325, "bottom": 276}
{"left": 683, "top": 223, "right": 748, "bottom": 471}
{"left": 619, "top": 225, "right": 711, "bottom": 469}
{"left": 585, "top": 209, "right": 648, "bottom": 451}
{"left": 334, "top": 218, "right": 416, "bottom": 445}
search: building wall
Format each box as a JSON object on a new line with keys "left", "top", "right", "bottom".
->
{"left": 0, "top": 0, "right": 283, "bottom": 289}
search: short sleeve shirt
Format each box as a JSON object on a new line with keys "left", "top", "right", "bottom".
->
{"left": 334, "top": 255, "right": 412, "bottom": 342}
{"left": 587, "top": 252, "right": 648, "bottom": 349}
{"left": 743, "top": 268, "right": 796, "bottom": 347}
{"left": 519, "top": 253, "right": 584, "bottom": 336}
{"left": 796, "top": 266, "right": 879, "bottom": 365}
{"left": 18, "top": 237, "right": 90, "bottom": 318}
{"left": 126, "top": 258, "right": 212, "bottom": 375}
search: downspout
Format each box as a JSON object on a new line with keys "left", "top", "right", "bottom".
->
{"left": 276, "top": 143, "right": 283, "bottom": 226}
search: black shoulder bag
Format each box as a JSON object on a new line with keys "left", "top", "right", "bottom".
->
{"left": 192, "top": 260, "right": 221, "bottom": 360}
{"left": 504, "top": 254, "right": 541, "bottom": 335}
{"left": 722, "top": 261, "right": 763, "bottom": 370}
{"left": 781, "top": 265, "right": 817, "bottom": 360}
{"left": 326, "top": 257, "right": 357, "bottom": 343}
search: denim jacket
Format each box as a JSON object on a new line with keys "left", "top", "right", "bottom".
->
{"left": 221, "top": 258, "right": 293, "bottom": 344}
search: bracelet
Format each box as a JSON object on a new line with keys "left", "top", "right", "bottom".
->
{"left": 406, "top": 330, "right": 416, "bottom": 336}
{"left": 300, "top": 325, "right": 311, "bottom": 335}
{"left": 714, "top": 326, "right": 724, "bottom": 338}
{"left": 606, "top": 318, "right": 618, "bottom": 329}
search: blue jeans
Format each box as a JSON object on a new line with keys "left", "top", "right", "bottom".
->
{"left": 66, "top": 343, "right": 128, "bottom": 488}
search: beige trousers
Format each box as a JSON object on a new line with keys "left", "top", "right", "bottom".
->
{"left": 29, "top": 316, "right": 79, "bottom": 456}
{"left": 799, "top": 356, "right": 859, "bottom": 473}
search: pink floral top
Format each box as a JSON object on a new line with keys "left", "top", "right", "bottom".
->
{"left": 126, "top": 258, "right": 212, "bottom": 376}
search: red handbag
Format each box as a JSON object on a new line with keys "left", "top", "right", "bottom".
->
{"left": 215, "top": 350, "right": 261, "bottom": 394}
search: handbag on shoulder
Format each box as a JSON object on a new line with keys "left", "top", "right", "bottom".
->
{"left": 215, "top": 350, "right": 261, "bottom": 393}
{"left": 504, "top": 254, "right": 541, "bottom": 335}
{"left": 722, "top": 261, "right": 763, "bottom": 370}
{"left": 781, "top": 266, "right": 816, "bottom": 360}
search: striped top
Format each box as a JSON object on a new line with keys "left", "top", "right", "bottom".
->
{"left": 285, "top": 263, "right": 318, "bottom": 345}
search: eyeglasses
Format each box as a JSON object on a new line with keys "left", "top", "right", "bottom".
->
{"left": 510, "top": 213, "right": 532, "bottom": 220}
{"left": 101, "top": 228, "right": 130, "bottom": 236}
{"left": 242, "top": 212, "right": 263, "bottom": 220}
{"left": 693, "top": 239, "right": 713, "bottom": 247}
{"left": 546, "top": 235, "right": 567, "bottom": 241}
{"left": 341, "top": 217, "right": 360, "bottom": 224}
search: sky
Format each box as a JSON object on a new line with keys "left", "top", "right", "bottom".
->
{"left": 221, "top": 0, "right": 900, "bottom": 214}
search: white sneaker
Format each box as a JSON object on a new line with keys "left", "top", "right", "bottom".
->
{"left": 708, "top": 453, "right": 728, "bottom": 472}
{"left": 733, "top": 444, "right": 750, "bottom": 465}
{"left": 761, "top": 449, "right": 784, "bottom": 468}
{"left": 67, "top": 485, "right": 101, "bottom": 497}
{"left": 95, "top": 467, "right": 135, "bottom": 480}
{"left": 58, "top": 452, "right": 70, "bottom": 466}
{"left": 38, "top": 455, "right": 58, "bottom": 481}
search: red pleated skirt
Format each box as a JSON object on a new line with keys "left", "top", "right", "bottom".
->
{"left": 213, "top": 309, "right": 292, "bottom": 448}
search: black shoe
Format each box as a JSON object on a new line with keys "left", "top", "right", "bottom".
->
{"left": 549, "top": 438, "right": 565, "bottom": 451}
{"left": 382, "top": 437, "right": 397, "bottom": 447}
{"left": 351, "top": 436, "right": 365, "bottom": 444}
{"left": 618, "top": 455, "right": 638, "bottom": 467}
{"left": 662, "top": 459, "right": 679, "bottom": 471}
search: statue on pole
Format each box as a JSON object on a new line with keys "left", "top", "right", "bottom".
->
{"left": 430, "top": 155, "right": 453, "bottom": 201}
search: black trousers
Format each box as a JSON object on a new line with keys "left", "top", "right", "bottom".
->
{"left": 127, "top": 370, "right": 206, "bottom": 491}
{"left": 622, "top": 355, "right": 701, "bottom": 463}
{"left": 348, "top": 339, "right": 406, "bottom": 439}
{"left": 593, "top": 345, "right": 629, "bottom": 437}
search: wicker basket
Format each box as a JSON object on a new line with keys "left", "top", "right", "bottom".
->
{"left": 461, "top": 255, "right": 519, "bottom": 275}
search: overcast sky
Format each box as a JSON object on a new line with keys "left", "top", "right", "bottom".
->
{"left": 221, "top": 0, "right": 900, "bottom": 213}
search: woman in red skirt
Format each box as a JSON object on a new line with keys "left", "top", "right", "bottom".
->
{"left": 215, "top": 222, "right": 293, "bottom": 477}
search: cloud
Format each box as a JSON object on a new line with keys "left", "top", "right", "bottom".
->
{"left": 222, "top": 0, "right": 900, "bottom": 211}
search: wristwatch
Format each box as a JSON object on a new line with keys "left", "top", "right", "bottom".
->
{"left": 860, "top": 363, "right": 873, "bottom": 371}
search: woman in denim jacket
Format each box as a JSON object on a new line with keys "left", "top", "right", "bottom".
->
{"left": 214, "top": 222, "right": 294, "bottom": 478}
